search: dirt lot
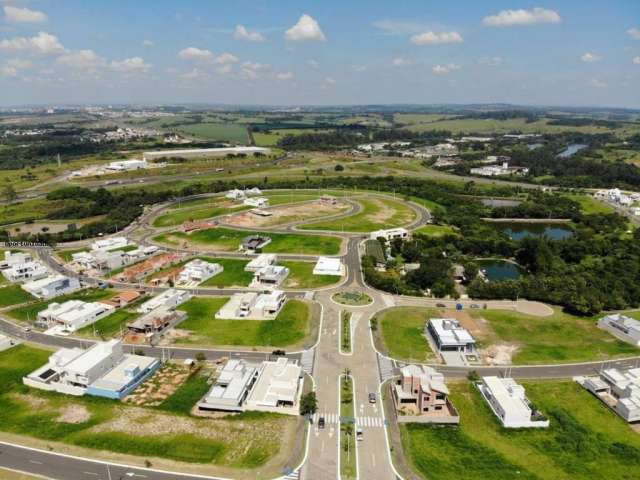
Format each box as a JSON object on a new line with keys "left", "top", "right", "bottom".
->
{"left": 224, "top": 199, "right": 348, "bottom": 228}
{"left": 125, "top": 362, "right": 194, "bottom": 407}
{"left": 444, "top": 310, "right": 491, "bottom": 340}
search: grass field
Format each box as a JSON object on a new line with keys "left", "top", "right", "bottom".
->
{"left": 56, "top": 247, "right": 88, "bottom": 263}
{"left": 400, "top": 380, "right": 640, "bottom": 480}
{"left": 301, "top": 196, "right": 416, "bottom": 232}
{"left": 76, "top": 309, "right": 140, "bottom": 338}
{"left": 280, "top": 261, "right": 341, "bottom": 289}
{"left": 0, "top": 284, "right": 34, "bottom": 307}
{"left": 414, "top": 224, "right": 458, "bottom": 237}
{"left": 152, "top": 203, "right": 249, "bottom": 228}
{"left": 174, "top": 122, "right": 249, "bottom": 143}
{"left": 198, "top": 257, "right": 253, "bottom": 287}
{"left": 157, "top": 228, "right": 342, "bottom": 255}
{"left": 566, "top": 194, "right": 616, "bottom": 214}
{"left": 175, "top": 297, "right": 313, "bottom": 347}
{"left": 375, "top": 307, "right": 438, "bottom": 362}
{"left": 0, "top": 345, "right": 296, "bottom": 469}
{"left": 7, "top": 288, "right": 115, "bottom": 324}
{"left": 474, "top": 309, "right": 639, "bottom": 364}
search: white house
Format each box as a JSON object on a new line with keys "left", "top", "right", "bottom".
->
{"left": 215, "top": 291, "right": 286, "bottom": 320}
{"left": 243, "top": 197, "right": 269, "bottom": 208}
{"left": 478, "top": 376, "right": 549, "bottom": 428}
{"left": 2, "top": 260, "right": 48, "bottom": 283}
{"left": 370, "top": 228, "right": 410, "bottom": 242}
{"left": 245, "top": 187, "right": 262, "bottom": 196}
{"left": 136, "top": 288, "right": 191, "bottom": 314}
{"left": 197, "top": 359, "right": 259, "bottom": 412}
{"left": 245, "top": 254, "right": 277, "bottom": 272}
{"left": 226, "top": 189, "right": 246, "bottom": 200}
{"left": 38, "top": 300, "right": 115, "bottom": 333}
{"left": 313, "top": 257, "right": 344, "bottom": 276}
{"left": 598, "top": 314, "right": 640, "bottom": 346}
{"left": 1, "top": 251, "right": 33, "bottom": 268}
{"left": 252, "top": 265, "right": 289, "bottom": 287}
{"left": 581, "top": 367, "right": 640, "bottom": 423}
{"left": 91, "top": 237, "right": 129, "bottom": 252}
{"left": 176, "top": 259, "right": 223, "bottom": 286}
{"left": 427, "top": 318, "right": 476, "bottom": 353}
{"left": 23, "top": 339, "right": 159, "bottom": 400}
{"left": 22, "top": 275, "right": 81, "bottom": 299}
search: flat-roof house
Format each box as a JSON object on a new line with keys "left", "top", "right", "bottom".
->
{"left": 225, "top": 189, "right": 246, "bottom": 200}
{"left": 392, "top": 365, "right": 459, "bottom": 423}
{"left": 598, "top": 314, "right": 640, "bottom": 346}
{"left": 240, "top": 235, "right": 271, "bottom": 253}
{"left": 176, "top": 259, "right": 223, "bottom": 286}
{"left": 215, "top": 291, "right": 286, "bottom": 320}
{"left": 1, "top": 251, "right": 33, "bottom": 268}
{"left": 91, "top": 237, "right": 129, "bottom": 252}
{"left": 580, "top": 367, "right": 640, "bottom": 422}
{"left": 478, "top": 376, "right": 549, "bottom": 428}
{"left": 246, "top": 187, "right": 262, "bottom": 196}
{"left": 22, "top": 274, "right": 81, "bottom": 299}
{"left": 243, "top": 197, "right": 269, "bottom": 208}
{"left": 245, "top": 254, "right": 277, "bottom": 272}
{"left": 37, "top": 300, "right": 114, "bottom": 333}
{"left": 197, "top": 359, "right": 259, "bottom": 412}
{"left": 2, "top": 260, "right": 48, "bottom": 283}
{"left": 313, "top": 257, "right": 344, "bottom": 276}
{"left": 370, "top": 228, "right": 409, "bottom": 242}
{"left": 128, "top": 307, "right": 187, "bottom": 335}
{"left": 427, "top": 318, "right": 476, "bottom": 353}
{"left": 23, "top": 339, "right": 160, "bottom": 400}
{"left": 137, "top": 288, "right": 191, "bottom": 314}
{"left": 252, "top": 265, "right": 289, "bottom": 287}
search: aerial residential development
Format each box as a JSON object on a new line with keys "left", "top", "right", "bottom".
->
{"left": 0, "top": 2, "right": 639, "bottom": 480}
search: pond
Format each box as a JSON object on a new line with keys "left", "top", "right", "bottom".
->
{"left": 480, "top": 198, "right": 522, "bottom": 208}
{"left": 477, "top": 259, "right": 525, "bottom": 281}
{"left": 492, "top": 222, "right": 574, "bottom": 241}
{"left": 557, "top": 143, "right": 588, "bottom": 158}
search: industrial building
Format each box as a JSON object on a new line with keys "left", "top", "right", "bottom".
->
{"left": 23, "top": 340, "right": 160, "bottom": 400}
{"left": 143, "top": 146, "right": 271, "bottom": 161}
{"left": 215, "top": 291, "right": 286, "bottom": 320}
{"left": 105, "top": 159, "right": 148, "bottom": 171}
{"left": 478, "top": 376, "right": 549, "bottom": 428}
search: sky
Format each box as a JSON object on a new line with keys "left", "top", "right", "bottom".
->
{"left": 0, "top": 0, "right": 639, "bottom": 108}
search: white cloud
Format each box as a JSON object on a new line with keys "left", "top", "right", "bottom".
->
{"left": 307, "top": 59, "right": 319, "bottom": 69}
{"left": 234, "top": 25, "right": 265, "bottom": 42}
{"left": 633, "top": 56, "right": 640, "bottom": 65}
{"left": 0, "top": 31, "right": 64, "bottom": 55}
{"left": 482, "top": 8, "right": 561, "bottom": 27}
{"left": 589, "top": 78, "right": 607, "bottom": 88}
{"left": 0, "top": 59, "right": 31, "bottom": 77}
{"left": 478, "top": 56, "right": 503, "bottom": 66}
{"left": 285, "top": 14, "right": 326, "bottom": 42}
{"left": 581, "top": 52, "right": 602, "bottom": 63}
{"left": 217, "top": 64, "right": 233, "bottom": 75}
{"left": 240, "top": 61, "right": 268, "bottom": 80}
{"left": 110, "top": 57, "right": 151, "bottom": 73}
{"left": 57, "top": 49, "right": 105, "bottom": 69}
{"left": 352, "top": 64, "right": 367, "bottom": 72}
{"left": 178, "top": 47, "right": 214, "bottom": 62}
{"left": 392, "top": 57, "right": 413, "bottom": 67}
{"left": 275, "top": 71, "right": 294, "bottom": 81}
{"left": 322, "top": 76, "right": 336, "bottom": 88}
{"left": 372, "top": 19, "right": 432, "bottom": 36}
{"left": 628, "top": 28, "right": 640, "bottom": 40}
{"left": 180, "top": 68, "right": 209, "bottom": 81}
{"left": 3, "top": 6, "right": 47, "bottom": 24}
{"left": 142, "top": 39, "right": 154, "bottom": 47}
{"left": 432, "top": 63, "right": 461, "bottom": 75}
{"left": 410, "top": 31, "right": 463, "bottom": 45}
{"left": 215, "top": 52, "right": 239, "bottom": 65}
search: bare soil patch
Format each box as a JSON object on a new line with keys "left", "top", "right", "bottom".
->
{"left": 444, "top": 310, "right": 491, "bottom": 340}
{"left": 225, "top": 200, "right": 347, "bottom": 228}
{"left": 57, "top": 405, "right": 92, "bottom": 424}
{"left": 482, "top": 344, "right": 520, "bottom": 365}
{"left": 125, "top": 363, "right": 194, "bottom": 407}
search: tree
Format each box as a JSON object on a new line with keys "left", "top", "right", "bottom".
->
{"left": 2, "top": 184, "right": 17, "bottom": 202}
{"left": 334, "top": 164, "right": 344, "bottom": 172}
{"left": 300, "top": 391, "right": 318, "bottom": 416}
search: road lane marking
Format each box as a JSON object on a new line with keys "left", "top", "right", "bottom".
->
{"left": 29, "top": 460, "right": 42, "bottom": 465}
{"left": 83, "top": 472, "right": 99, "bottom": 476}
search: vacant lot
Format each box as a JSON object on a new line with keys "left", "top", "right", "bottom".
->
{"left": 0, "top": 284, "right": 34, "bottom": 307}
{"left": 301, "top": 196, "right": 416, "bottom": 232}
{"left": 375, "top": 307, "right": 439, "bottom": 362}
{"left": 175, "top": 122, "right": 249, "bottom": 143}
{"left": 414, "top": 224, "right": 457, "bottom": 237}
{"left": 474, "top": 309, "right": 639, "bottom": 364}
{"left": 77, "top": 308, "right": 140, "bottom": 339}
{"left": 157, "top": 228, "right": 342, "bottom": 255}
{"left": 0, "top": 345, "right": 299, "bottom": 474}
{"left": 224, "top": 200, "right": 349, "bottom": 229}
{"left": 280, "top": 260, "right": 341, "bottom": 289}
{"left": 400, "top": 380, "right": 640, "bottom": 480}
{"left": 566, "top": 194, "right": 615, "bottom": 215}
{"left": 152, "top": 201, "right": 249, "bottom": 228}
{"left": 175, "top": 297, "right": 313, "bottom": 347}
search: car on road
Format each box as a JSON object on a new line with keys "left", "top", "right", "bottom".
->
{"left": 23, "top": 327, "right": 31, "bottom": 332}
{"left": 356, "top": 428, "right": 363, "bottom": 441}
{"left": 368, "top": 393, "right": 376, "bottom": 404}
{"left": 318, "top": 416, "right": 325, "bottom": 429}
{"left": 470, "top": 303, "right": 481, "bottom": 309}
{"left": 436, "top": 303, "right": 446, "bottom": 308}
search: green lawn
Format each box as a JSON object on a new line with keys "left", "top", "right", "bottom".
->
{"left": 414, "top": 224, "right": 458, "bottom": 237}
{"left": 340, "top": 375, "right": 357, "bottom": 480}
{"left": 0, "top": 345, "right": 295, "bottom": 469}
{"left": 199, "top": 257, "right": 254, "bottom": 287}
{"left": 56, "top": 247, "right": 88, "bottom": 263}
{"left": 152, "top": 204, "right": 250, "bottom": 228}
{"left": 157, "top": 228, "right": 342, "bottom": 255}
{"left": 0, "top": 284, "right": 34, "bottom": 307}
{"left": 400, "top": 380, "right": 640, "bottom": 480}
{"left": 7, "top": 288, "right": 116, "bottom": 324}
{"left": 566, "top": 194, "right": 615, "bottom": 215}
{"left": 280, "top": 261, "right": 341, "bottom": 289}
{"left": 475, "top": 309, "right": 639, "bottom": 364}
{"left": 176, "top": 297, "right": 312, "bottom": 347}
{"left": 175, "top": 122, "right": 249, "bottom": 143}
{"left": 76, "top": 309, "right": 140, "bottom": 339}
{"left": 157, "top": 373, "right": 210, "bottom": 415}
{"left": 376, "top": 307, "right": 438, "bottom": 362}
{"left": 301, "top": 196, "right": 416, "bottom": 232}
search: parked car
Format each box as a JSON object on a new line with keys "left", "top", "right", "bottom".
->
{"left": 368, "top": 392, "right": 377, "bottom": 404}
{"left": 318, "top": 416, "right": 325, "bottom": 429}
{"left": 470, "top": 304, "right": 481, "bottom": 309}
{"left": 356, "top": 428, "right": 364, "bottom": 441}
{"left": 436, "top": 303, "right": 446, "bottom": 308}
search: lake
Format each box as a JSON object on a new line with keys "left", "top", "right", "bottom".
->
{"left": 477, "top": 259, "right": 525, "bottom": 281}
{"left": 558, "top": 143, "right": 588, "bottom": 158}
{"left": 492, "top": 222, "right": 574, "bottom": 240}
